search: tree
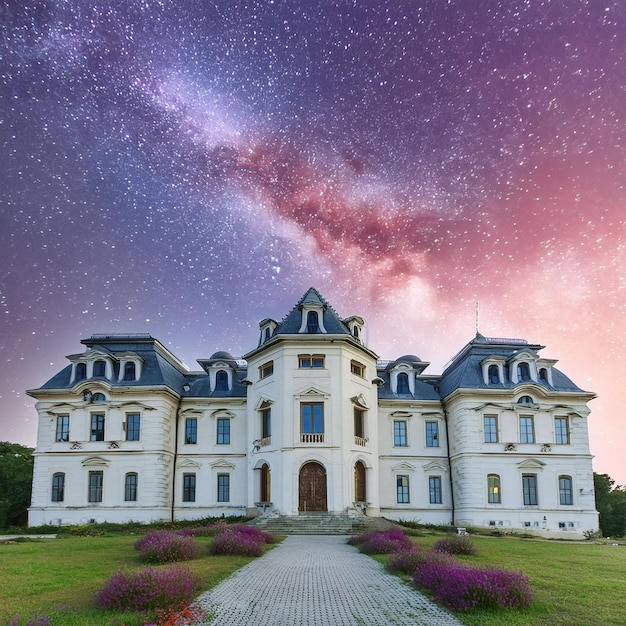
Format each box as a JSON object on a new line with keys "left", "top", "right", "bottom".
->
{"left": 593, "top": 472, "right": 626, "bottom": 538}
{"left": 0, "top": 441, "right": 34, "bottom": 529}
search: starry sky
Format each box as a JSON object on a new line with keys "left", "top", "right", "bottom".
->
{"left": 1, "top": 1, "right": 624, "bottom": 483}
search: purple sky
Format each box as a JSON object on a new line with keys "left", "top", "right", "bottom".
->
{"left": 1, "top": 1, "right": 624, "bottom": 483}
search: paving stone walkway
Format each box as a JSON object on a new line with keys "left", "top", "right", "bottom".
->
{"left": 195, "top": 535, "right": 465, "bottom": 626}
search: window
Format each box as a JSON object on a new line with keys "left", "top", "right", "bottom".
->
{"left": 488, "top": 474, "right": 501, "bottom": 503}
{"left": 92, "top": 392, "right": 106, "bottom": 402}
{"left": 352, "top": 326, "right": 359, "bottom": 338}
{"left": 93, "top": 360, "right": 106, "bottom": 377}
{"left": 393, "top": 420, "right": 407, "bottom": 447}
{"left": 396, "top": 372, "right": 410, "bottom": 394}
{"left": 51, "top": 473, "right": 65, "bottom": 502}
{"left": 90, "top": 414, "right": 105, "bottom": 441}
{"left": 125, "top": 473, "right": 138, "bottom": 501}
{"left": 259, "top": 361, "right": 274, "bottom": 379}
{"left": 351, "top": 360, "right": 365, "bottom": 377}
{"left": 559, "top": 476, "right": 573, "bottom": 505}
{"left": 217, "top": 418, "right": 231, "bottom": 445}
{"left": 522, "top": 474, "right": 538, "bottom": 505}
{"left": 261, "top": 406, "right": 271, "bottom": 439}
{"left": 306, "top": 310, "right": 320, "bottom": 333}
{"left": 518, "top": 362, "right": 531, "bottom": 381}
{"left": 183, "top": 473, "right": 196, "bottom": 502}
{"left": 184, "top": 418, "right": 197, "bottom": 444}
{"left": 263, "top": 327, "right": 271, "bottom": 342}
{"left": 555, "top": 417, "right": 569, "bottom": 444}
{"left": 484, "top": 415, "right": 498, "bottom": 443}
{"left": 301, "top": 403, "right": 324, "bottom": 434}
{"left": 354, "top": 408, "right": 365, "bottom": 439}
{"left": 519, "top": 416, "right": 534, "bottom": 443}
{"left": 215, "top": 370, "right": 229, "bottom": 391}
{"left": 518, "top": 395, "right": 534, "bottom": 404}
{"left": 425, "top": 421, "right": 439, "bottom": 447}
{"left": 396, "top": 475, "right": 410, "bottom": 504}
{"left": 56, "top": 415, "right": 70, "bottom": 442}
{"left": 126, "top": 414, "right": 140, "bottom": 441}
{"left": 539, "top": 367, "right": 548, "bottom": 381}
{"left": 429, "top": 476, "right": 442, "bottom": 504}
{"left": 88, "top": 471, "right": 103, "bottom": 503}
{"left": 299, "top": 354, "right": 325, "bottom": 368}
{"left": 75, "top": 362, "right": 87, "bottom": 381}
{"left": 488, "top": 364, "right": 500, "bottom": 384}
{"left": 217, "top": 474, "right": 230, "bottom": 502}
{"left": 123, "top": 361, "right": 136, "bottom": 381}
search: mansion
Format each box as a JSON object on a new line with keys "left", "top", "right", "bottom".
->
{"left": 28, "top": 288, "right": 599, "bottom": 537}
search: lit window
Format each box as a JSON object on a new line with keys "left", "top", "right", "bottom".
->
{"left": 259, "top": 361, "right": 274, "bottom": 379}
{"left": 396, "top": 475, "right": 410, "bottom": 504}
{"left": 88, "top": 471, "right": 103, "bottom": 503}
{"left": 93, "top": 360, "right": 106, "bottom": 377}
{"left": 351, "top": 361, "right": 365, "bottom": 377}
{"left": 522, "top": 474, "right": 538, "bottom": 505}
{"left": 56, "top": 415, "right": 70, "bottom": 442}
{"left": 429, "top": 476, "right": 442, "bottom": 504}
{"left": 123, "top": 362, "right": 136, "bottom": 381}
{"left": 555, "top": 417, "right": 569, "bottom": 444}
{"left": 484, "top": 415, "right": 498, "bottom": 443}
{"left": 299, "top": 354, "right": 325, "bottom": 368}
{"left": 520, "top": 416, "right": 534, "bottom": 443}
{"left": 488, "top": 364, "right": 500, "bottom": 384}
{"left": 185, "top": 418, "right": 197, "bottom": 444}
{"left": 217, "top": 474, "right": 230, "bottom": 502}
{"left": 90, "top": 414, "right": 105, "bottom": 441}
{"left": 126, "top": 414, "right": 140, "bottom": 441}
{"left": 301, "top": 403, "right": 324, "bottom": 435}
{"left": 488, "top": 474, "right": 501, "bottom": 503}
{"left": 518, "top": 362, "right": 531, "bottom": 381}
{"left": 425, "top": 421, "right": 439, "bottom": 447}
{"left": 51, "top": 473, "right": 65, "bottom": 502}
{"left": 393, "top": 420, "right": 407, "bottom": 447}
{"left": 215, "top": 370, "right": 229, "bottom": 391}
{"left": 125, "top": 473, "right": 138, "bottom": 501}
{"left": 559, "top": 476, "right": 573, "bottom": 505}
{"left": 306, "top": 311, "right": 320, "bottom": 333}
{"left": 354, "top": 408, "right": 365, "bottom": 439}
{"left": 396, "top": 372, "right": 410, "bottom": 394}
{"left": 75, "top": 363, "right": 87, "bottom": 381}
{"left": 183, "top": 473, "right": 196, "bottom": 502}
{"left": 217, "top": 418, "right": 231, "bottom": 445}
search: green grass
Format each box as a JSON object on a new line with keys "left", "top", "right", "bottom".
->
{"left": 382, "top": 533, "right": 626, "bottom": 626}
{"left": 0, "top": 535, "right": 257, "bottom": 625}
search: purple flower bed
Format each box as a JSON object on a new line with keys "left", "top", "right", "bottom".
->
{"left": 387, "top": 546, "right": 427, "bottom": 575}
{"left": 432, "top": 534, "right": 478, "bottom": 556}
{"left": 412, "top": 552, "right": 534, "bottom": 611}
{"left": 353, "top": 528, "right": 413, "bottom": 555}
{"left": 95, "top": 564, "right": 200, "bottom": 612}
{"left": 177, "top": 520, "right": 229, "bottom": 537}
{"left": 134, "top": 531, "right": 201, "bottom": 564}
{"left": 209, "top": 525, "right": 273, "bottom": 557}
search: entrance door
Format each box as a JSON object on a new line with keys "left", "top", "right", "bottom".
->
{"left": 354, "top": 461, "right": 366, "bottom": 502}
{"left": 299, "top": 462, "right": 327, "bottom": 512}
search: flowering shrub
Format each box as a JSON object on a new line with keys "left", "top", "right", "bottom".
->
{"left": 209, "top": 525, "right": 272, "bottom": 557}
{"left": 134, "top": 531, "right": 201, "bottom": 563}
{"left": 432, "top": 534, "right": 478, "bottom": 556}
{"left": 413, "top": 552, "right": 533, "bottom": 611}
{"left": 387, "top": 546, "right": 427, "bottom": 575}
{"left": 354, "top": 528, "right": 413, "bottom": 555}
{"left": 177, "top": 520, "right": 229, "bottom": 537}
{"left": 95, "top": 564, "right": 200, "bottom": 612}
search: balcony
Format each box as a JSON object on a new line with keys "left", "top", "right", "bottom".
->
{"left": 300, "top": 433, "right": 324, "bottom": 444}
{"left": 258, "top": 436, "right": 272, "bottom": 447}
{"left": 354, "top": 436, "right": 367, "bottom": 447}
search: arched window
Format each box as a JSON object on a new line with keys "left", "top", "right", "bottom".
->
{"left": 306, "top": 311, "right": 319, "bottom": 333}
{"left": 125, "top": 473, "right": 138, "bottom": 502}
{"left": 488, "top": 365, "right": 500, "bottom": 384}
{"left": 93, "top": 360, "right": 106, "bottom": 377}
{"left": 539, "top": 368, "right": 548, "bottom": 381}
{"left": 92, "top": 392, "right": 106, "bottom": 402}
{"left": 75, "top": 363, "right": 87, "bottom": 381}
{"left": 518, "top": 362, "right": 531, "bottom": 381}
{"left": 559, "top": 476, "right": 573, "bottom": 505}
{"left": 123, "top": 362, "right": 136, "bottom": 381}
{"left": 215, "top": 370, "right": 229, "bottom": 391}
{"left": 397, "top": 372, "right": 410, "bottom": 394}
{"left": 488, "top": 474, "right": 501, "bottom": 504}
{"left": 51, "top": 473, "right": 65, "bottom": 502}
{"left": 518, "top": 395, "right": 534, "bottom": 405}
{"left": 260, "top": 464, "right": 271, "bottom": 502}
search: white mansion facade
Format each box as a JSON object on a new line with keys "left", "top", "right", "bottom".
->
{"left": 28, "top": 288, "right": 599, "bottom": 537}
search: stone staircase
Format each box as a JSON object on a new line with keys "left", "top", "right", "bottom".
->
{"left": 249, "top": 513, "right": 395, "bottom": 536}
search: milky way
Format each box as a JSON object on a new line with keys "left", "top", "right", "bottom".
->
{"left": 1, "top": 1, "right": 624, "bottom": 482}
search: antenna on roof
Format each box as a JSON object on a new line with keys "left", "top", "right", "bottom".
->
{"left": 475, "top": 301, "right": 480, "bottom": 334}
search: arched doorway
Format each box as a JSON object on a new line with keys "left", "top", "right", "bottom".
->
{"left": 260, "top": 463, "right": 271, "bottom": 503}
{"left": 299, "top": 462, "right": 327, "bottom": 512}
{"left": 354, "top": 461, "right": 366, "bottom": 502}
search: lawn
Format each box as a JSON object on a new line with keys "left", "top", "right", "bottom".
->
{"left": 385, "top": 532, "right": 626, "bottom": 626}
{"left": 0, "top": 534, "right": 256, "bottom": 625}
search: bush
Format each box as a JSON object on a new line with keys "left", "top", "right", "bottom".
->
{"left": 209, "top": 525, "right": 272, "bottom": 557}
{"left": 433, "top": 534, "right": 478, "bottom": 556}
{"left": 95, "top": 564, "right": 200, "bottom": 612}
{"left": 177, "top": 519, "right": 230, "bottom": 537}
{"left": 413, "top": 552, "right": 533, "bottom": 611}
{"left": 352, "top": 528, "right": 413, "bottom": 555}
{"left": 134, "top": 531, "right": 201, "bottom": 564}
{"left": 387, "top": 546, "right": 427, "bottom": 575}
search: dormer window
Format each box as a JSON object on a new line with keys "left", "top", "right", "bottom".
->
{"left": 518, "top": 362, "right": 531, "bottom": 382}
{"left": 76, "top": 363, "right": 87, "bottom": 381}
{"left": 518, "top": 395, "right": 534, "bottom": 405}
{"left": 215, "top": 370, "right": 229, "bottom": 391}
{"left": 539, "top": 368, "right": 548, "bottom": 381}
{"left": 306, "top": 311, "right": 320, "bottom": 333}
{"left": 488, "top": 365, "right": 500, "bottom": 384}
{"left": 264, "top": 327, "right": 271, "bottom": 342}
{"left": 92, "top": 392, "right": 106, "bottom": 402}
{"left": 397, "top": 372, "right": 410, "bottom": 394}
{"left": 353, "top": 326, "right": 359, "bottom": 338}
{"left": 123, "top": 362, "right": 136, "bottom": 381}
{"left": 93, "top": 360, "right": 106, "bottom": 377}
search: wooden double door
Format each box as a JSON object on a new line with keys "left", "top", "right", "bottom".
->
{"left": 298, "top": 462, "right": 327, "bottom": 512}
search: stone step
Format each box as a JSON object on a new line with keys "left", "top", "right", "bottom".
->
{"left": 250, "top": 514, "right": 394, "bottom": 535}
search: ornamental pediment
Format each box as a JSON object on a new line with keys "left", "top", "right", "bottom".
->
{"left": 422, "top": 461, "right": 448, "bottom": 473}
{"left": 210, "top": 459, "right": 236, "bottom": 470}
{"left": 351, "top": 394, "right": 369, "bottom": 409}
{"left": 178, "top": 458, "right": 201, "bottom": 469}
{"left": 517, "top": 458, "right": 546, "bottom": 470}
{"left": 391, "top": 461, "right": 416, "bottom": 472}
{"left": 82, "top": 456, "right": 110, "bottom": 467}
